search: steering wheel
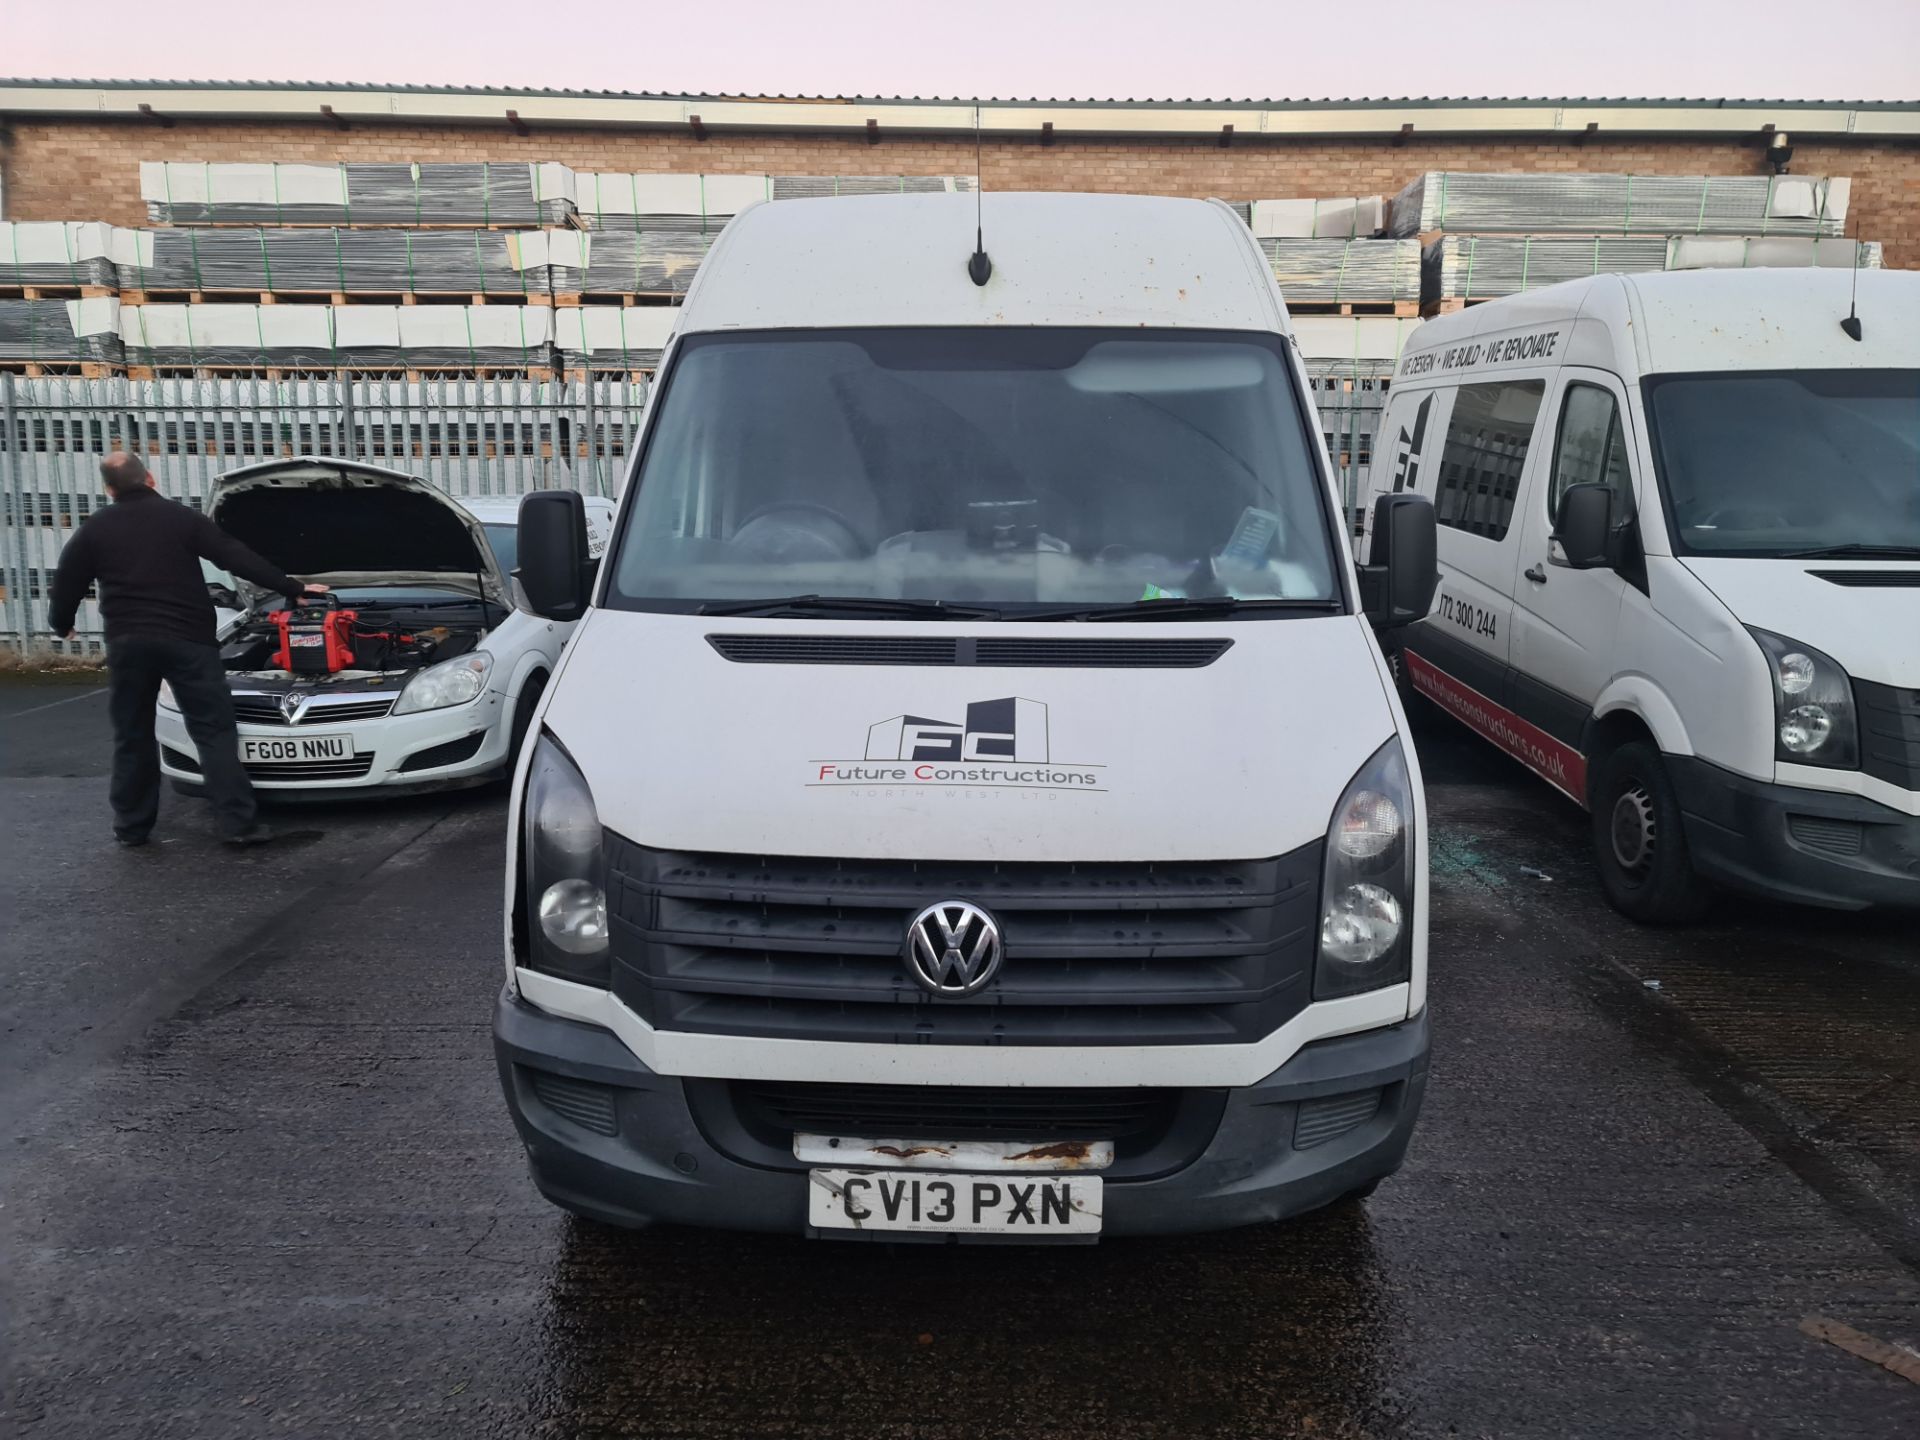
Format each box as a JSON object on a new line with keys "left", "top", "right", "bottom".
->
{"left": 1697, "top": 504, "right": 1793, "bottom": 530}
{"left": 730, "top": 502, "right": 869, "bottom": 561}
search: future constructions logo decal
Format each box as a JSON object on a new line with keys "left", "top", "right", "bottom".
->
{"left": 811, "top": 698, "right": 1104, "bottom": 792}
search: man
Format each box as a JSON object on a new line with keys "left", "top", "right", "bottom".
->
{"left": 47, "top": 452, "right": 327, "bottom": 848}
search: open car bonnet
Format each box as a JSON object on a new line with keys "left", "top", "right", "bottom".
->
{"left": 205, "top": 458, "right": 508, "bottom": 607}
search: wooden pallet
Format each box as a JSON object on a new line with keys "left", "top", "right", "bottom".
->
{"left": 0, "top": 284, "right": 117, "bottom": 301}
{"left": 1286, "top": 300, "right": 1422, "bottom": 318}
{"left": 120, "top": 289, "right": 546, "bottom": 307}
{"left": 0, "top": 360, "right": 117, "bottom": 378}
{"left": 144, "top": 220, "right": 557, "bottom": 231}
{"left": 558, "top": 366, "right": 657, "bottom": 382}
{"left": 1421, "top": 297, "right": 1492, "bottom": 316}
{"left": 123, "top": 363, "right": 562, "bottom": 382}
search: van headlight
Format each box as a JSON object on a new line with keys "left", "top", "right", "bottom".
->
{"left": 1316, "top": 738, "right": 1415, "bottom": 1000}
{"left": 522, "top": 733, "right": 610, "bottom": 986}
{"left": 394, "top": 651, "right": 493, "bottom": 715}
{"left": 1749, "top": 629, "right": 1857, "bottom": 769}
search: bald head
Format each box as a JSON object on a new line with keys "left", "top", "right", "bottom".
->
{"left": 101, "top": 452, "right": 153, "bottom": 495}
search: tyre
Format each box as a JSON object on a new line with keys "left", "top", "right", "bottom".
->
{"left": 504, "top": 672, "right": 548, "bottom": 778}
{"left": 1589, "top": 741, "right": 1712, "bottom": 925}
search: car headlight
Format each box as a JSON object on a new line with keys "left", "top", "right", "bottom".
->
{"left": 157, "top": 680, "right": 179, "bottom": 712}
{"left": 521, "top": 733, "right": 609, "bottom": 985}
{"left": 1316, "top": 738, "right": 1416, "bottom": 1000}
{"left": 1749, "top": 628, "right": 1857, "bottom": 770}
{"left": 393, "top": 651, "right": 494, "bottom": 715}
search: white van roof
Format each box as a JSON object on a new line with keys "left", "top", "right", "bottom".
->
{"left": 1395, "top": 268, "right": 1920, "bottom": 382}
{"left": 676, "top": 192, "right": 1289, "bottom": 336}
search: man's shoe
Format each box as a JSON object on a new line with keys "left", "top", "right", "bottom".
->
{"left": 221, "top": 823, "right": 275, "bottom": 848}
{"left": 114, "top": 831, "right": 151, "bottom": 848}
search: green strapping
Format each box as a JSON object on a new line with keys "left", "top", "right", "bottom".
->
{"left": 1694, "top": 176, "right": 1710, "bottom": 234}
{"left": 1436, "top": 172, "right": 1448, "bottom": 228}
{"left": 699, "top": 174, "right": 708, "bottom": 235}
{"left": 1622, "top": 174, "right": 1634, "bottom": 235}
{"left": 256, "top": 230, "right": 273, "bottom": 292}
{"left": 464, "top": 306, "right": 478, "bottom": 370}
{"left": 482, "top": 163, "right": 493, "bottom": 228}
{"left": 254, "top": 304, "right": 266, "bottom": 361}
{"left": 475, "top": 232, "right": 490, "bottom": 295}
{"left": 1332, "top": 239, "right": 1351, "bottom": 303}
{"left": 63, "top": 223, "right": 79, "bottom": 287}
{"left": 187, "top": 227, "right": 205, "bottom": 291}
{"left": 1593, "top": 236, "right": 1602, "bottom": 275}
{"left": 403, "top": 233, "right": 417, "bottom": 295}
{"left": 1761, "top": 174, "right": 1775, "bottom": 237}
{"left": 1462, "top": 238, "right": 1477, "bottom": 299}
{"left": 412, "top": 163, "right": 423, "bottom": 228}
{"left": 272, "top": 163, "right": 284, "bottom": 228}
{"left": 332, "top": 228, "right": 347, "bottom": 293}
{"left": 339, "top": 163, "right": 352, "bottom": 226}
{"left": 1520, "top": 237, "right": 1532, "bottom": 291}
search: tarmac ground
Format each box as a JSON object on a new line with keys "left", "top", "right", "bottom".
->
{"left": 2, "top": 672, "right": 1916, "bottom": 1438}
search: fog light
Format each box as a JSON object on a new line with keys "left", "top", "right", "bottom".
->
{"left": 538, "top": 879, "right": 608, "bottom": 955}
{"left": 1319, "top": 882, "right": 1403, "bottom": 966}
{"left": 1780, "top": 704, "right": 1832, "bottom": 755}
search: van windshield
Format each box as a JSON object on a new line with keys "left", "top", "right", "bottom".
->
{"left": 607, "top": 328, "right": 1339, "bottom": 615}
{"left": 1646, "top": 369, "right": 1920, "bottom": 556}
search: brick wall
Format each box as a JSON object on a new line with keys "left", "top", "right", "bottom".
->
{"left": 3, "top": 119, "right": 1916, "bottom": 267}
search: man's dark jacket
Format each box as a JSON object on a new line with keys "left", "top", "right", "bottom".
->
{"left": 47, "top": 486, "right": 306, "bottom": 646}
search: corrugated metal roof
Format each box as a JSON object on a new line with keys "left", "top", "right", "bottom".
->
{"left": 2, "top": 79, "right": 1916, "bottom": 109}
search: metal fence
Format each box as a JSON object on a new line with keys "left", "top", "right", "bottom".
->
{"left": 0, "top": 372, "right": 648, "bottom": 649}
{"left": 2, "top": 365, "right": 1384, "bottom": 651}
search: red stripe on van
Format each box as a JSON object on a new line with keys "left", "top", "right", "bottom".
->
{"left": 1403, "top": 650, "right": 1588, "bottom": 805}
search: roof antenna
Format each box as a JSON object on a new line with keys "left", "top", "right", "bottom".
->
{"left": 1840, "top": 213, "right": 1863, "bottom": 342}
{"left": 967, "top": 104, "right": 992, "bottom": 287}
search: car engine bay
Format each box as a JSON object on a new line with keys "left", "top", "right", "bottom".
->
{"left": 220, "top": 593, "right": 502, "bottom": 689}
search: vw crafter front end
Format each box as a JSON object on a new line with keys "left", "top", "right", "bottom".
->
{"left": 493, "top": 192, "right": 1441, "bottom": 1240}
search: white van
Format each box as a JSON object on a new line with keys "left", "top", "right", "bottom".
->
{"left": 1368, "top": 269, "right": 1918, "bottom": 921}
{"left": 492, "top": 192, "right": 1442, "bottom": 1240}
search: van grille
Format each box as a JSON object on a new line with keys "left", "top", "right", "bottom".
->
{"left": 246, "top": 753, "right": 376, "bottom": 780}
{"left": 705, "top": 635, "right": 1231, "bottom": 668}
{"left": 1855, "top": 679, "right": 1920, "bottom": 791}
{"left": 604, "top": 842, "right": 1319, "bottom": 1046}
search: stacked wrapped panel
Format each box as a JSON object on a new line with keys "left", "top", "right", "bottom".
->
{"left": 118, "top": 304, "right": 555, "bottom": 370}
{"left": 1263, "top": 239, "right": 1420, "bottom": 304}
{"left": 575, "top": 172, "right": 975, "bottom": 230}
{"left": 140, "top": 162, "right": 578, "bottom": 227}
{"left": 1291, "top": 315, "right": 1423, "bottom": 376}
{"left": 1389, "top": 172, "right": 1850, "bottom": 238}
{"left": 538, "top": 230, "right": 710, "bottom": 295}
{"left": 1242, "top": 197, "right": 1386, "bottom": 238}
{"left": 553, "top": 307, "right": 678, "bottom": 371}
{"left": 0, "top": 298, "right": 123, "bottom": 364}
{"left": 0, "top": 223, "right": 120, "bottom": 289}
{"left": 1426, "top": 235, "right": 1883, "bottom": 300}
{"left": 115, "top": 228, "right": 551, "bottom": 297}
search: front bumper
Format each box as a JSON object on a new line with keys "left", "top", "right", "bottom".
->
{"left": 493, "top": 989, "right": 1430, "bottom": 1239}
{"left": 156, "top": 690, "right": 513, "bottom": 792}
{"left": 1672, "top": 757, "right": 1920, "bottom": 911}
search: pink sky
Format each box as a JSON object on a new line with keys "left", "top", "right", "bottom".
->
{"left": 10, "top": 0, "right": 1919, "bottom": 102}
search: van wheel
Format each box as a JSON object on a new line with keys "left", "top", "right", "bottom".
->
{"left": 1589, "top": 742, "right": 1711, "bottom": 925}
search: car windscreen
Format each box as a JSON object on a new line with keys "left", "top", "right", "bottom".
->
{"left": 482, "top": 524, "right": 517, "bottom": 577}
{"left": 1645, "top": 369, "right": 1920, "bottom": 556}
{"left": 606, "top": 328, "right": 1339, "bottom": 614}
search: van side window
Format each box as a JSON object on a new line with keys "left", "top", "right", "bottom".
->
{"left": 1549, "top": 383, "right": 1635, "bottom": 525}
{"left": 1432, "top": 380, "right": 1546, "bottom": 542}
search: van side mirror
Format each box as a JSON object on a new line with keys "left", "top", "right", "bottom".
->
{"left": 517, "top": 490, "right": 594, "bottom": 621}
{"left": 1553, "top": 484, "right": 1614, "bottom": 569}
{"left": 1360, "top": 493, "right": 1439, "bottom": 629}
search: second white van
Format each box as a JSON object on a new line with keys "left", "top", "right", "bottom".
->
{"left": 1369, "top": 268, "right": 1918, "bottom": 921}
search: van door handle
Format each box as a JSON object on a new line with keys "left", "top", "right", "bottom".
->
{"left": 1523, "top": 564, "right": 1548, "bottom": 584}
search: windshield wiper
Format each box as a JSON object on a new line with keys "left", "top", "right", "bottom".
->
{"left": 1776, "top": 543, "right": 1920, "bottom": 560}
{"left": 696, "top": 594, "right": 1006, "bottom": 620}
{"left": 1012, "top": 596, "right": 1341, "bottom": 622}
